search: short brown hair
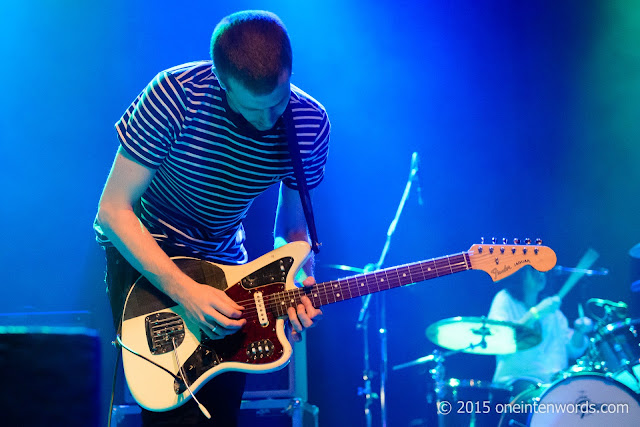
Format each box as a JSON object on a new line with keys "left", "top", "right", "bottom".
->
{"left": 211, "top": 10, "right": 292, "bottom": 94}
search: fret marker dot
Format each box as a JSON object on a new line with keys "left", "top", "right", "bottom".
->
{"left": 336, "top": 293, "right": 340, "bottom": 297}
{"left": 428, "top": 268, "right": 431, "bottom": 271}
{"left": 380, "top": 278, "right": 384, "bottom": 282}
{"left": 360, "top": 283, "right": 364, "bottom": 287}
{"left": 403, "top": 273, "right": 407, "bottom": 277}
{"left": 313, "top": 293, "right": 318, "bottom": 297}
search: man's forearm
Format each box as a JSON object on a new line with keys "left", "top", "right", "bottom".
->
{"left": 96, "top": 206, "right": 194, "bottom": 301}
{"left": 274, "top": 235, "right": 315, "bottom": 282}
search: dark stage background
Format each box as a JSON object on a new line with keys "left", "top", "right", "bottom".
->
{"left": 1, "top": 1, "right": 639, "bottom": 426}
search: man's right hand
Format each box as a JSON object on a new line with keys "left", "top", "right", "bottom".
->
{"left": 175, "top": 281, "right": 246, "bottom": 340}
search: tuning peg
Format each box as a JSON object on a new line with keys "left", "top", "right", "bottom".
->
{"left": 536, "top": 238, "right": 543, "bottom": 245}
{"left": 492, "top": 237, "right": 497, "bottom": 244}
{"left": 525, "top": 238, "right": 531, "bottom": 244}
{"left": 502, "top": 238, "right": 508, "bottom": 245}
{"left": 481, "top": 237, "right": 485, "bottom": 244}
{"left": 513, "top": 238, "right": 520, "bottom": 244}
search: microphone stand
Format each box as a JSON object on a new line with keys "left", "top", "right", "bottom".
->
{"left": 356, "top": 152, "right": 420, "bottom": 427}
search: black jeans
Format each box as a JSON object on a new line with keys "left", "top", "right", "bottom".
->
{"left": 104, "top": 246, "right": 247, "bottom": 427}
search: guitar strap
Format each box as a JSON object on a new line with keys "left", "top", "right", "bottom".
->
{"left": 283, "top": 103, "right": 321, "bottom": 254}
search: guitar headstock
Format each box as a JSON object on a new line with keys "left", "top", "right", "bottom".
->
{"left": 468, "top": 238, "right": 557, "bottom": 282}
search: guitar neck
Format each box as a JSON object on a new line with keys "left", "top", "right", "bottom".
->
{"left": 272, "top": 252, "right": 471, "bottom": 317}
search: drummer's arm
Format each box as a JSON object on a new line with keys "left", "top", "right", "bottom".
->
{"left": 517, "top": 310, "right": 540, "bottom": 328}
{"left": 517, "top": 296, "right": 563, "bottom": 327}
{"left": 489, "top": 291, "right": 537, "bottom": 328}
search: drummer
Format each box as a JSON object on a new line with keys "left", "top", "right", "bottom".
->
{"left": 488, "top": 267, "right": 592, "bottom": 389}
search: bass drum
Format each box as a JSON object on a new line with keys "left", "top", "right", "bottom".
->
{"left": 498, "top": 373, "right": 640, "bottom": 426}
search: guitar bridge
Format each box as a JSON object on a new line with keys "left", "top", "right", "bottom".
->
{"left": 145, "top": 312, "right": 185, "bottom": 355}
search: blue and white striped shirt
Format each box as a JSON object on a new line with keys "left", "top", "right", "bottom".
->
{"left": 95, "top": 61, "right": 330, "bottom": 264}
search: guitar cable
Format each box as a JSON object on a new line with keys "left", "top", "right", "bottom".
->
{"left": 116, "top": 334, "right": 182, "bottom": 381}
{"left": 111, "top": 335, "right": 212, "bottom": 420}
{"left": 172, "top": 337, "right": 212, "bottom": 419}
{"left": 107, "top": 344, "right": 121, "bottom": 427}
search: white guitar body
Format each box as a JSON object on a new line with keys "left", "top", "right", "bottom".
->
{"left": 119, "top": 242, "right": 312, "bottom": 411}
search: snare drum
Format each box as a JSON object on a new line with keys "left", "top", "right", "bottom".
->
{"left": 498, "top": 373, "right": 640, "bottom": 426}
{"left": 592, "top": 318, "right": 640, "bottom": 393}
{"left": 438, "top": 378, "right": 511, "bottom": 427}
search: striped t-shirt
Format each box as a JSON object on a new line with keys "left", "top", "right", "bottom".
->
{"left": 95, "top": 61, "right": 330, "bottom": 264}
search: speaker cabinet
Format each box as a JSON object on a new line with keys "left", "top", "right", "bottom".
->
{"left": 0, "top": 326, "right": 101, "bottom": 427}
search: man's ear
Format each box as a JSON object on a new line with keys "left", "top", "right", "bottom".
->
{"left": 212, "top": 67, "right": 227, "bottom": 90}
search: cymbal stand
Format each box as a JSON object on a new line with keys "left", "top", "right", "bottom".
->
{"left": 429, "top": 350, "right": 448, "bottom": 427}
{"left": 356, "top": 152, "right": 420, "bottom": 427}
{"left": 356, "top": 307, "right": 377, "bottom": 426}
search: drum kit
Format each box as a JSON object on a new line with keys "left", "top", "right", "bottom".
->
{"left": 393, "top": 301, "right": 640, "bottom": 426}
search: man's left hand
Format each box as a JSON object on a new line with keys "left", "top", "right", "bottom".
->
{"left": 287, "top": 276, "right": 323, "bottom": 341}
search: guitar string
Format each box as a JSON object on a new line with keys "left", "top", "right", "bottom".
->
{"left": 210, "top": 246, "right": 532, "bottom": 311}
{"left": 152, "top": 260, "right": 469, "bottom": 331}
{"left": 230, "top": 256, "right": 471, "bottom": 313}
{"left": 231, "top": 254, "right": 471, "bottom": 307}
{"left": 227, "top": 266, "right": 466, "bottom": 319}
{"left": 168, "top": 247, "right": 536, "bottom": 323}
{"left": 153, "top": 249, "right": 538, "bottom": 331}
{"left": 151, "top": 252, "right": 522, "bottom": 330}
{"left": 177, "top": 247, "right": 532, "bottom": 310}
{"left": 246, "top": 262, "right": 471, "bottom": 321}
{"left": 239, "top": 258, "right": 472, "bottom": 321}
{"left": 150, "top": 255, "right": 497, "bottom": 330}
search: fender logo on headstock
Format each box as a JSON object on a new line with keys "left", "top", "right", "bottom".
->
{"left": 490, "top": 259, "right": 532, "bottom": 280}
{"left": 491, "top": 265, "right": 512, "bottom": 280}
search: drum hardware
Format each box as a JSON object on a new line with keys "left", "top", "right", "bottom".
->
{"left": 588, "top": 317, "right": 640, "bottom": 393}
{"left": 393, "top": 347, "right": 512, "bottom": 427}
{"left": 498, "top": 373, "right": 640, "bottom": 427}
{"left": 392, "top": 317, "right": 541, "bottom": 427}
{"left": 324, "top": 152, "right": 423, "bottom": 427}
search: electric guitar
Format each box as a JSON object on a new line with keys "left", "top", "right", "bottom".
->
{"left": 119, "top": 240, "right": 556, "bottom": 411}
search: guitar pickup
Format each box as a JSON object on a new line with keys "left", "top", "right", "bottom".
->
{"left": 253, "top": 291, "right": 269, "bottom": 327}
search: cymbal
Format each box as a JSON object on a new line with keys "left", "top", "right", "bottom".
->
{"left": 426, "top": 316, "right": 541, "bottom": 355}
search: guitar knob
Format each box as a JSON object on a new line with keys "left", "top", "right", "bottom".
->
{"left": 513, "top": 238, "right": 520, "bottom": 244}
{"left": 525, "top": 238, "right": 531, "bottom": 244}
{"left": 536, "top": 238, "right": 543, "bottom": 245}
